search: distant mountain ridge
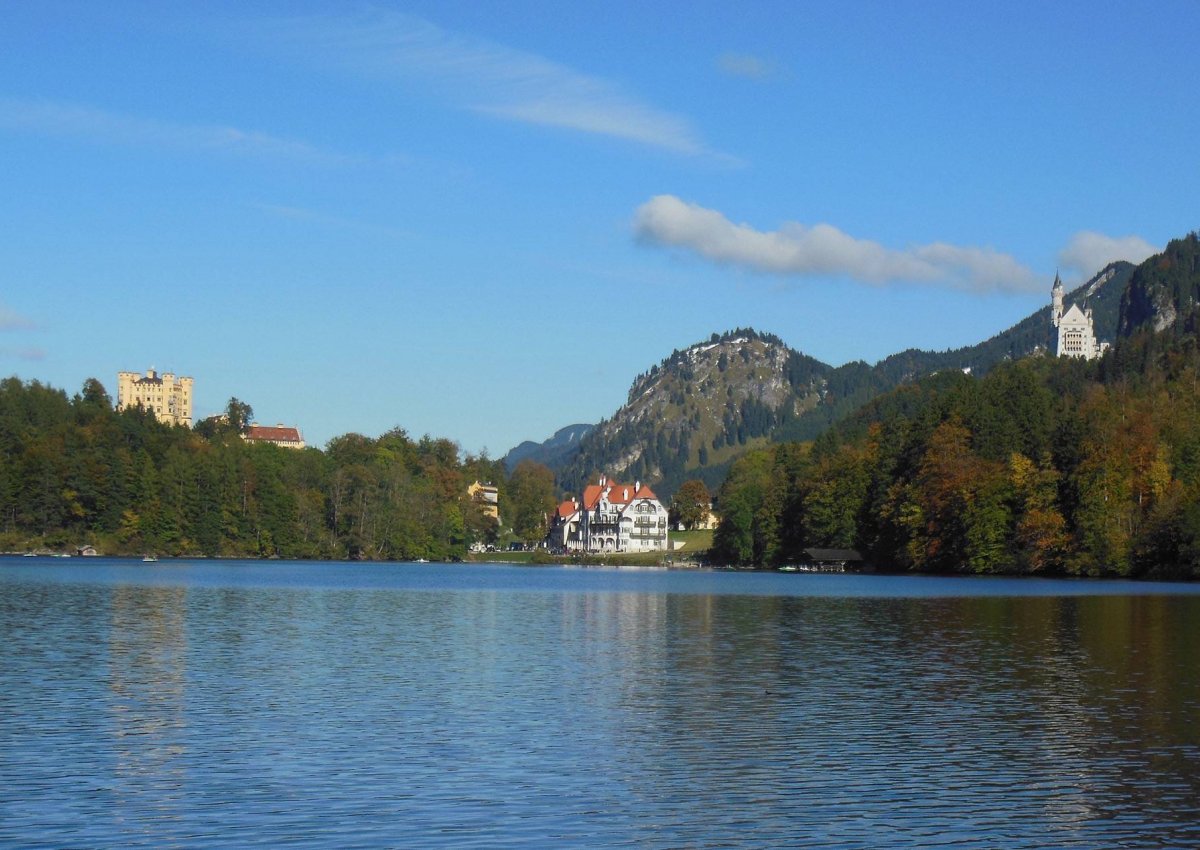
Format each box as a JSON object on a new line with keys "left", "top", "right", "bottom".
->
{"left": 503, "top": 423, "right": 594, "bottom": 472}
{"left": 508, "top": 262, "right": 1136, "bottom": 499}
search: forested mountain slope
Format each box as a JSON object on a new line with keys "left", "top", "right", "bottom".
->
{"left": 711, "top": 233, "right": 1200, "bottom": 578}
{"left": 552, "top": 263, "right": 1132, "bottom": 499}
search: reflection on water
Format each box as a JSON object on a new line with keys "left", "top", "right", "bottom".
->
{"left": 1, "top": 561, "right": 1198, "bottom": 848}
{"left": 108, "top": 585, "right": 189, "bottom": 840}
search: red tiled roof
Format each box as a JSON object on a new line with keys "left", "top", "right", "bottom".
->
{"left": 580, "top": 476, "right": 662, "bottom": 508}
{"left": 557, "top": 501, "right": 577, "bottom": 519}
{"left": 245, "top": 425, "right": 302, "bottom": 443}
{"left": 608, "top": 485, "right": 634, "bottom": 505}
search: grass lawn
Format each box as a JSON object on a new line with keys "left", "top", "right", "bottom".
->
{"left": 670, "top": 528, "right": 713, "bottom": 554}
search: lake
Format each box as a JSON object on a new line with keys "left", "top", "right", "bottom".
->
{"left": 2, "top": 558, "right": 1198, "bottom": 848}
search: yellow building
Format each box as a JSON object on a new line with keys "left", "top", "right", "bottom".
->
{"left": 467, "top": 480, "right": 500, "bottom": 520}
{"left": 116, "top": 369, "right": 194, "bottom": 427}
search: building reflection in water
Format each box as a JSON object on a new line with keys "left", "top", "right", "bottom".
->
{"left": 106, "top": 584, "right": 189, "bottom": 832}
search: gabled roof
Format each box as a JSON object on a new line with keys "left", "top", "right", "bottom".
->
{"left": 802, "top": 548, "right": 863, "bottom": 562}
{"left": 556, "top": 501, "right": 578, "bottom": 519}
{"left": 582, "top": 484, "right": 604, "bottom": 510}
{"left": 581, "top": 476, "right": 661, "bottom": 509}
{"left": 633, "top": 484, "right": 658, "bottom": 501}
{"left": 608, "top": 484, "right": 635, "bottom": 505}
{"left": 583, "top": 477, "right": 632, "bottom": 508}
{"left": 245, "top": 425, "right": 303, "bottom": 443}
{"left": 1059, "top": 303, "right": 1089, "bottom": 323}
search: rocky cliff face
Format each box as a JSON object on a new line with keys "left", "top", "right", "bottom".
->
{"left": 557, "top": 330, "right": 829, "bottom": 496}
{"left": 1119, "top": 233, "right": 1200, "bottom": 337}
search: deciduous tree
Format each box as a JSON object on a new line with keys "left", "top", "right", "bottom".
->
{"left": 670, "top": 479, "right": 711, "bottom": 530}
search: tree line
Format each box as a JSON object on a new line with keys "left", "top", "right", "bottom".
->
{"left": 0, "top": 378, "right": 556, "bottom": 559}
{"left": 712, "top": 329, "right": 1200, "bottom": 580}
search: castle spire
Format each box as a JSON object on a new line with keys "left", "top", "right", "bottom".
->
{"left": 1051, "top": 270, "right": 1064, "bottom": 328}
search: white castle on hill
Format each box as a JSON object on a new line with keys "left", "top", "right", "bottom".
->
{"left": 1051, "top": 272, "right": 1109, "bottom": 360}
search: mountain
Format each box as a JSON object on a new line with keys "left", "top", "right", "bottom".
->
{"left": 1118, "top": 232, "right": 1200, "bottom": 337}
{"left": 503, "top": 423, "right": 594, "bottom": 472}
{"left": 707, "top": 232, "right": 1200, "bottom": 578}
{"left": 547, "top": 264, "right": 1133, "bottom": 500}
{"left": 557, "top": 329, "right": 829, "bottom": 497}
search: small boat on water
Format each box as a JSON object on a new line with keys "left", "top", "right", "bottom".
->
{"left": 142, "top": 555, "right": 158, "bottom": 563}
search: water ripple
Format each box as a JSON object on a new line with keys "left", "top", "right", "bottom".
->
{"left": 1, "top": 560, "right": 1198, "bottom": 848}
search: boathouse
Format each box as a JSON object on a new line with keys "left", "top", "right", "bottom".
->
{"left": 799, "top": 548, "right": 865, "bottom": 572}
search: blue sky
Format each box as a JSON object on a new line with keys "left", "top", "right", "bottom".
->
{"left": 1, "top": 1, "right": 1196, "bottom": 455}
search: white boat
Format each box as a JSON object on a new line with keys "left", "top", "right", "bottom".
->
{"left": 142, "top": 555, "right": 158, "bottom": 563}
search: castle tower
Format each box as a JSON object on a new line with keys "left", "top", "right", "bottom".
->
{"left": 116, "top": 368, "right": 194, "bottom": 427}
{"left": 1051, "top": 271, "right": 1064, "bottom": 328}
{"left": 1049, "top": 271, "right": 1107, "bottom": 359}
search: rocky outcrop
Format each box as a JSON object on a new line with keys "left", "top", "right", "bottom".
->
{"left": 1118, "top": 233, "right": 1200, "bottom": 338}
{"left": 557, "top": 330, "right": 828, "bottom": 497}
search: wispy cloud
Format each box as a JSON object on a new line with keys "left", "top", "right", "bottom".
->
{"left": 256, "top": 10, "right": 718, "bottom": 158}
{"left": 717, "top": 52, "right": 777, "bottom": 80}
{"left": 633, "top": 195, "right": 1040, "bottom": 294}
{"left": 0, "top": 346, "right": 47, "bottom": 362}
{"left": 251, "top": 202, "right": 414, "bottom": 239}
{"left": 0, "top": 303, "right": 43, "bottom": 361}
{"left": 1058, "top": 231, "right": 1157, "bottom": 278}
{"left": 0, "top": 97, "right": 359, "bottom": 165}
{"left": 0, "top": 305, "right": 34, "bottom": 331}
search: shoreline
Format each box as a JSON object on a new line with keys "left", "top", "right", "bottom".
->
{"left": 2, "top": 551, "right": 1195, "bottom": 582}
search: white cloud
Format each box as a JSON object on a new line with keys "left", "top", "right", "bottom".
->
{"left": 717, "top": 52, "right": 775, "bottom": 80}
{"left": 633, "top": 195, "right": 1041, "bottom": 294}
{"left": 258, "top": 10, "right": 716, "bottom": 157}
{"left": 1058, "top": 231, "right": 1157, "bottom": 278}
{"left": 0, "top": 97, "right": 357, "bottom": 165}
